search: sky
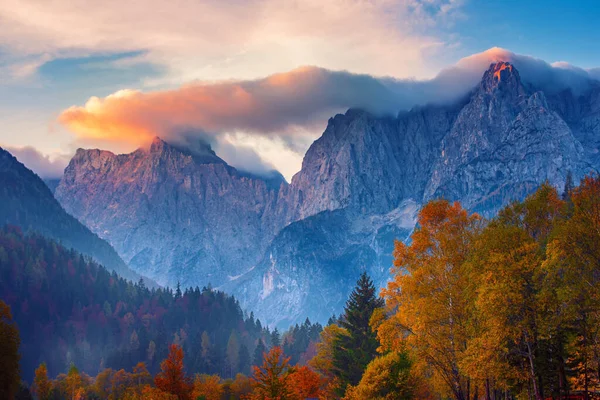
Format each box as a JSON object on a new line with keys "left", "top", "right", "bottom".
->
{"left": 1, "top": 0, "right": 599, "bottom": 181}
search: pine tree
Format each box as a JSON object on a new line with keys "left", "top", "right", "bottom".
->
{"left": 0, "top": 301, "right": 21, "bottom": 400}
{"left": 562, "top": 170, "right": 574, "bottom": 201}
{"left": 270, "top": 328, "right": 281, "bottom": 348}
{"left": 175, "top": 282, "right": 182, "bottom": 299}
{"left": 239, "top": 343, "right": 251, "bottom": 375}
{"left": 332, "top": 272, "right": 384, "bottom": 392}
{"left": 253, "top": 339, "right": 266, "bottom": 367}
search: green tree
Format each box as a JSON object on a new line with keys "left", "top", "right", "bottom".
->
{"left": 270, "top": 328, "right": 281, "bottom": 348}
{"left": 332, "top": 272, "right": 384, "bottom": 392}
{"left": 253, "top": 339, "right": 266, "bottom": 367}
{"left": 0, "top": 300, "right": 21, "bottom": 400}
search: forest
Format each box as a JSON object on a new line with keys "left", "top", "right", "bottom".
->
{"left": 2, "top": 174, "right": 600, "bottom": 400}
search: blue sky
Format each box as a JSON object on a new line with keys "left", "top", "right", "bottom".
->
{"left": 0, "top": 0, "right": 599, "bottom": 179}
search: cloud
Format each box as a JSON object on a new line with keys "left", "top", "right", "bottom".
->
{"left": 57, "top": 47, "right": 600, "bottom": 180}
{"left": 3, "top": 145, "right": 70, "bottom": 179}
{"left": 0, "top": 0, "right": 462, "bottom": 84}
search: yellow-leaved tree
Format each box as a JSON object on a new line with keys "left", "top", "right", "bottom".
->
{"left": 542, "top": 175, "right": 600, "bottom": 395}
{"left": 379, "top": 200, "right": 481, "bottom": 400}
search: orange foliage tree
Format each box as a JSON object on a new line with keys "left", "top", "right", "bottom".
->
{"left": 33, "top": 362, "right": 52, "bottom": 400}
{"left": 155, "top": 344, "right": 193, "bottom": 400}
{"left": 192, "top": 374, "right": 223, "bottom": 400}
{"left": 249, "top": 346, "right": 293, "bottom": 400}
{"left": 288, "top": 365, "right": 323, "bottom": 400}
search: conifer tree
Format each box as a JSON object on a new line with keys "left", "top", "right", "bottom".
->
{"left": 239, "top": 343, "right": 251, "bottom": 375}
{"left": 270, "top": 328, "right": 281, "bottom": 348}
{"left": 0, "top": 300, "right": 21, "bottom": 400}
{"left": 332, "top": 272, "right": 384, "bottom": 391}
{"left": 253, "top": 339, "right": 266, "bottom": 367}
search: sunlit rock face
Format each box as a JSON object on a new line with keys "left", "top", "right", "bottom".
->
{"left": 56, "top": 63, "right": 600, "bottom": 326}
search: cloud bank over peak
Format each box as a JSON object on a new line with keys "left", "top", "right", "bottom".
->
{"left": 58, "top": 47, "right": 600, "bottom": 180}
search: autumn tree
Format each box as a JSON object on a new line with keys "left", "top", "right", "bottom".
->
{"left": 155, "top": 344, "right": 193, "bottom": 400}
{"left": 192, "top": 374, "right": 223, "bottom": 400}
{"left": 249, "top": 346, "right": 292, "bottom": 400}
{"left": 462, "top": 221, "right": 544, "bottom": 398}
{"left": 288, "top": 365, "right": 323, "bottom": 400}
{"left": 542, "top": 175, "right": 600, "bottom": 396}
{"left": 228, "top": 373, "right": 252, "bottom": 399}
{"left": 332, "top": 272, "right": 384, "bottom": 392}
{"left": 65, "top": 364, "right": 82, "bottom": 400}
{"left": 379, "top": 200, "right": 481, "bottom": 400}
{"left": 33, "top": 363, "right": 52, "bottom": 400}
{"left": 142, "top": 385, "right": 178, "bottom": 400}
{"left": 343, "top": 352, "right": 414, "bottom": 400}
{"left": 0, "top": 300, "right": 20, "bottom": 400}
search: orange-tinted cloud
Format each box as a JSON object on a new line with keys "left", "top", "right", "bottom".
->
{"left": 59, "top": 47, "right": 600, "bottom": 162}
{"left": 59, "top": 66, "right": 401, "bottom": 148}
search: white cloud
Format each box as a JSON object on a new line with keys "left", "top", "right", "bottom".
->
{"left": 0, "top": 0, "right": 462, "bottom": 83}
{"left": 56, "top": 47, "right": 600, "bottom": 181}
{"left": 2, "top": 145, "right": 71, "bottom": 178}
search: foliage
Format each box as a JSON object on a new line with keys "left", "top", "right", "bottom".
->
{"left": 154, "top": 344, "right": 193, "bottom": 400}
{"left": 33, "top": 362, "right": 52, "bottom": 400}
{"left": 0, "top": 226, "right": 276, "bottom": 381}
{"left": 192, "top": 374, "right": 223, "bottom": 400}
{"left": 379, "top": 200, "right": 481, "bottom": 400}
{"left": 343, "top": 352, "right": 414, "bottom": 400}
{"left": 249, "top": 346, "right": 293, "bottom": 400}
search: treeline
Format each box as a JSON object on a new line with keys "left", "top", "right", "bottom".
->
{"left": 0, "top": 227, "right": 321, "bottom": 384}
{"left": 372, "top": 175, "right": 600, "bottom": 399}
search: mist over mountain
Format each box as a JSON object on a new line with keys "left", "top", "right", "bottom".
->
{"left": 53, "top": 60, "right": 600, "bottom": 326}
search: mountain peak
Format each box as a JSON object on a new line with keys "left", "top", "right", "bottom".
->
{"left": 480, "top": 61, "right": 525, "bottom": 97}
{"left": 491, "top": 61, "right": 515, "bottom": 82}
{"left": 149, "top": 136, "right": 167, "bottom": 153}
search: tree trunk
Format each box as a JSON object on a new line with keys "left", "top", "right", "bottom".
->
{"left": 526, "top": 338, "right": 542, "bottom": 400}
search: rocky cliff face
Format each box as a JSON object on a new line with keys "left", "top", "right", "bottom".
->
{"left": 55, "top": 62, "right": 600, "bottom": 326}
{"left": 425, "top": 62, "right": 588, "bottom": 214}
{"left": 56, "top": 137, "right": 284, "bottom": 287}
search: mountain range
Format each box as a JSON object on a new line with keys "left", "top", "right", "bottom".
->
{"left": 23, "top": 61, "right": 600, "bottom": 326}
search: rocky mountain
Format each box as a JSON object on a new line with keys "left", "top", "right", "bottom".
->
{"left": 0, "top": 147, "right": 145, "bottom": 283}
{"left": 54, "top": 62, "right": 600, "bottom": 326}
{"left": 55, "top": 137, "right": 285, "bottom": 287}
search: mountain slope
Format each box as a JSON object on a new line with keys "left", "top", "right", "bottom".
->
{"left": 0, "top": 147, "right": 143, "bottom": 282}
{"left": 55, "top": 137, "right": 285, "bottom": 287}
{"left": 236, "top": 62, "right": 597, "bottom": 326}
{"left": 0, "top": 226, "right": 270, "bottom": 381}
